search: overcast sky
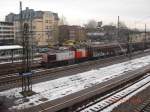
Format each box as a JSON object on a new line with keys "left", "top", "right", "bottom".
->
{"left": 0, "top": 0, "right": 150, "bottom": 29}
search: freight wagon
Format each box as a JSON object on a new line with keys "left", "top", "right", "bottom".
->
{"left": 41, "top": 42, "right": 150, "bottom": 68}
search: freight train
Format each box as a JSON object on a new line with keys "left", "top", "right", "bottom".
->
{"left": 41, "top": 42, "right": 150, "bottom": 68}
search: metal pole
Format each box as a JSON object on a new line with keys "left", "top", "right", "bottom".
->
{"left": 19, "top": 1, "right": 24, "bottom": 92}
{"left": 11, "top": 49, "right": 14, "bottom": 63}
{"left": 117, "top": 16, "right": 120, "bottom": 41}
{"left": 143, "top": 24, "right": 147, "bottom": 51}
{"left": 145, "top": 24, "right": 147, "bottom": 43}
{"left": 145, "top": 24, "right": 147, "bottom": 49}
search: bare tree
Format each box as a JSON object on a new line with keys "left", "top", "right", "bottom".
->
{"left": 108, "top": 22, "right": 116, "bottom": 26}
{"left": 59, "top": 15, "right": 68, "bottom": 25}
{"left": 119, "top": 21, "right": 127, "bottom": 29}
{"left": 85, "top": 20, "right": 97, "bottom": 29}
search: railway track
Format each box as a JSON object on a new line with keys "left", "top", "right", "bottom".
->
{"left": 1, "top": 54, "right": 150, "bottom": 112}
{"left": 0, "top": 49, "right": 149, "bottom": 76}
{"left": 0, "top": 62, "right": 41, "bottom": 76}
{"left": 0, "top": 54, "right": 126, "bottom": 87}
{"left": 0, "top": 50, "right": 150, "bottom": 91}
{"left": 140, "top": 102, "right": 150, "bottom": 112}
{"left": 14, "top": 64, "right": 150, "bottom": 112}
{"left": 74, "top": 74, "right": 150, "bottom": 112}
{"left": 134, "top": 97, "right": 150, "bottom": 112}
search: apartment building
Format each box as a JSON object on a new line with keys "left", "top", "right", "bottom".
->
{"left": 0, "top": 22, "right": 14, "bottom": 45}
{"left": 58, "top": 25, "right": 86, "bottom": 44}
{"left": 5, "top": 7, "right": 59, "bottom": 47}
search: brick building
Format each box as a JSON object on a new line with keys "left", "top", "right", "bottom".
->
{"left": 58, "top": 25, "right": 86, "bottom": 44}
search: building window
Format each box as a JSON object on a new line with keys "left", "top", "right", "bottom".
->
{"left": 32, "top": 26, "right": 36, "bottom": 29}
{"left": 49, "top": 20, "right": 52, "bottom": 24}
{"left": 45, "top": 20, "right": 49, "bottom": 23}
{"left": 45, "top": 26, "right": 49, "bottom": 29}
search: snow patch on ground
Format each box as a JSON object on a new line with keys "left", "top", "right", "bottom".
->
{"left": 1, "top": 55, "right": 150, "bottom": 110}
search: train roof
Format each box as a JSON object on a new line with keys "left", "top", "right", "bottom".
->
{"left": 0, "top": 45, "right": 22, "bottom": 51}
{"left": 45, "top": 49, "right": 72, "bottom": 55}
{"left": 88, "top": 43, "right": 126, "bottom": 48}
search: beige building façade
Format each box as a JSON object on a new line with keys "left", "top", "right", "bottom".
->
{"left": 5, "top": 7, "right": 59, "bottom": 47}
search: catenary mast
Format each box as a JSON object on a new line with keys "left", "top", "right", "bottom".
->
{"left": 19, "top": 1, "right": 33, "bottom": 96}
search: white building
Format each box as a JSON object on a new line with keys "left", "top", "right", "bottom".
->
{"left": 0, "top": 22, "right": 14, "bottom": 45}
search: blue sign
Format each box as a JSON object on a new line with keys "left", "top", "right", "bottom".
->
{"left": 18, "top": 72, "right": 33, "bottom": 76}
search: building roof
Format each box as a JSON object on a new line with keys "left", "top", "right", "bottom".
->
{"left": 0, "top": 45, "right": 22, "bottom": 51}
{"left": 5, "top": 7, "right": 59, "bottom": 22}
